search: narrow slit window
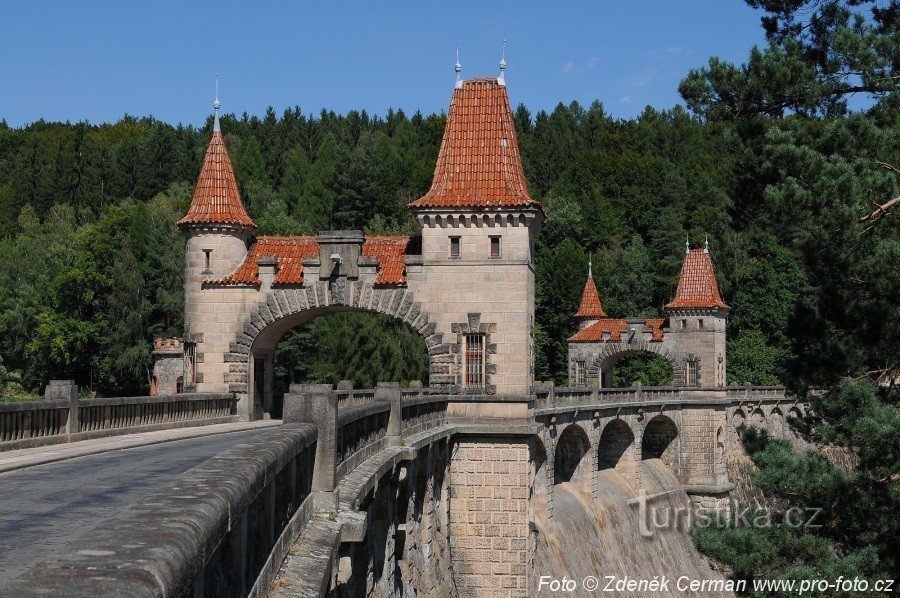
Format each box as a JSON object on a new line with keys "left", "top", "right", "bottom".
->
{"left": 490, "top": 236, "right": 501, "bottom": 258}
{"left": 698, "top": 319, "right": 705, "bottom": 329}
{"left": 681, "top": 319, "right": 687, "bottom": 330}
{"left": 465, "top": 333, "right": 485, "bottom": 387}
{"left": 203, "top": 249, "right": 212, "bottom": 272}
{"left": 449, "top": 237, "right": 460, "bottom": 259}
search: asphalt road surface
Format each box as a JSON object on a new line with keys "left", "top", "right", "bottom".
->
{"left": 0, "top": 429, "right": 265, "bottom": 581}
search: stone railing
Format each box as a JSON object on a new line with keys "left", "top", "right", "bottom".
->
{"left": 335, "top": 401, "right": 391, "bottom": 482}
{"left": 4, "top": 423, "right": 318, "bottom": 597}
{"left": 400, "top": 386, "right": 450, "bottom": 437}
{"left": 0, "top": 380, "right": 237, "bottom": 451}
{"left": 335, "top": 383, "right": 377, "bottom": 409}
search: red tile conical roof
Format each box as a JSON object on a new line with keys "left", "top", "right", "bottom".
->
{"left": 575, "top": 275, "right": 607, "bottom": 319}
{"left": 178, "top": 130, "right": 254, "bottom": 228}
{"left": 665, "top": 248, "right": 729, "bottom": 311}
{"left": 410, "top": 78, "right": 542, "bottom": 211}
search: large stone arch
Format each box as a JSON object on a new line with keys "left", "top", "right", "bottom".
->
{"left": 223, "top": 280, "right": 444, "bottom": 415}
{"left": 589, "top": 341, "right": 682, "bottom": 387}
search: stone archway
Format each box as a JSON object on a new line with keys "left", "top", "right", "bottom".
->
{"left": 598, "top": 418, "right": 636, "bottom": 487}
{"left": 553, "top": 424, "right": 591, "bottom": 491}
{"left": 224, "top": 280, "right": 444, "bottom": 417}
{"left": 590, "top": 342, "right": 682, "bottom": 388}
{"left": 642, "top": 415, "right": 679, "bottom": 471}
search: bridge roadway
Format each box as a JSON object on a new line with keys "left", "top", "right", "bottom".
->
{"left": 0, "top": 427, "right": 270, "bottom": 581}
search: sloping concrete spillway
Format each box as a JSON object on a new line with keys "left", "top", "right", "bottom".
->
{"left": 533, "top": 460, "right": 731, "bottom": 597}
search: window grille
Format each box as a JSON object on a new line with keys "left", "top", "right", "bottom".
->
{"left": 465, "top": 333, "right": 485, "bottom": 387}
{"left": 574, "top": 360, "right": 586, "bottom": 386}
{"left": 686, "top": 359, "right": 699, "bottom": 386}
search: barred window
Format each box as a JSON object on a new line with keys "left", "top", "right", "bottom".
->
{"left": 465, "top": 333, "right": 485, "bottom": 387}
{"left": 574, "top": 360, "right": 586, "bottom": 386}
{"left": 686, "top": 359, "right": 699, "bottom": 386}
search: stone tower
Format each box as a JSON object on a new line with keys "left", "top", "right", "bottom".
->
{"left": 663, "top": 243, "right": 729, "bottom": 387}
{"left": 176, "top": 104, "right": 255, "bottom": 392}
{"left": 408, "top": 75, "right": 544, "bottom": 395}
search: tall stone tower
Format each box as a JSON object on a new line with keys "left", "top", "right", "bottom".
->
{"left": 663, "top": 242, "right": 729, "bottom": 387}
{"left": 408, "top": 69, "right": 544, "bottom": 395}
{"left": 176, "top": 100, "right": 255, "bottom": 392}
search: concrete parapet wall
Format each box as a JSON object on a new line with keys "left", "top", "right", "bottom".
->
{"left": 3, "top": 423, "right": 318, "bottom": 597}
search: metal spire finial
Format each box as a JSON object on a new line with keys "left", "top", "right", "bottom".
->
{"left": 213, "top": 73, "right": 221, "bottom": 132}
{"left": 704, "top": 235, "right": 709, "bottom": 253}
{"left": 588, "top": 252, "right": 593, "bottom": 279}
{"left": 497, "top": 38, "right": 507, "bottom": 86}
{"left": 455, "top": 45, "right": 463, "bottom": 89}
{"left": 685, "top": 235, "right": 690, "bottom": 254}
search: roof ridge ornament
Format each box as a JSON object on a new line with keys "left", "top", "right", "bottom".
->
{"left": 685, "top": 235, "right": 690, "bottom": 254}
{"left": 455, "top": 45, "right": 463, "bottom": 89}
{"left": 497, "top": 38, "right": 507, "bottom": 86}
{"left": 213, "top": 73, "right": 221, "bottom": 132}
{"left": 588, "top": 252, "right": 593, "bottom": 278}
{"left": 704, "top": 235, "right": 709, "bottom": 253}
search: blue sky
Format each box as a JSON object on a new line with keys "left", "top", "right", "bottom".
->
{"left": 0, "top": 1, "right": 767, "bottom": 128}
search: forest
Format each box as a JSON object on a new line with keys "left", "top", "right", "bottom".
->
{"left": 0, "top": 0, "right": 896, "bottom": 588}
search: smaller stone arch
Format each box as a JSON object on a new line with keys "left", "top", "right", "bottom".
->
{"left": 732, "top": 408, "right": 746, "bottom": 430}
{"left": 769, "top": 408, "right": 785, "bottom": 439}
{"left": 598, "top": 419, "right": 636, "bottom": 485}
{"left": 642, "top": 415, "right": 679, "bottom": 471}
{"left": 553, "top": 424, "right": 591, "bottom": 491}
{"left": 750, "top": 407, "right": 766, "bottom": 429}
{"left": 592, "top": 342, "right": 681, "bottom": 387}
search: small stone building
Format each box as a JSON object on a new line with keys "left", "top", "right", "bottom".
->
{"left": 567, "top": 244, "right": 729, "bottom": 387}
{"left": 156, "top": 71, "right": 544, "bottom": 418}
{"left": 150, "top": 337, "right": 185, "bottom": 395}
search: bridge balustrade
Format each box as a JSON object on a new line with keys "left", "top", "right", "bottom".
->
{"left": 335, "top": 401, "right": 391, "bottom": 482}
{"left": 0, "top": 384, "right": 237, "bottom": 451}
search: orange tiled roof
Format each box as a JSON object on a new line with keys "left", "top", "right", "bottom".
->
{"left": 205, "top": 235, "right": 409, "bottom": 287}
{"left": 178, "top": 130, "right": 255, "bottom": 228}
{"left": 409, "top": 78, "right": 542, "bottom": 211}
{"left": 568, "top": 318, "right": 667, "bottom": 343}
{"left": 574, "top": 275, "right": 607, "bottom": 319}
{"left": 362, "top": 235, "right": 409, "bottom": 286}
{"left": 664, "top": 248, "right": 729, "bottom": 311}
{"left": 569, "top": 319, "right": 628, "bottom": 342}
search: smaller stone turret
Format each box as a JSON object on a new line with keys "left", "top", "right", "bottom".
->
{"left": 664, "top": 244, "right": 729, "bottom": 387}
{"left": 574, "top": 258, "right": 606, "bottom": 331}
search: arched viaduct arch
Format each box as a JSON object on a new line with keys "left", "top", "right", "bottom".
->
{"left": 224, "top": 280, "right": 443, "bottom": 416}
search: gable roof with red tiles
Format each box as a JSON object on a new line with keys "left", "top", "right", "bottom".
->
{"left": 409, "top": 78, "right": 542, "bottom": 212}
{"left": 568, "top": 318, "right": 667, "bottom": 343}
{"left": 205, "top": 235, "right": 409, "bottom": 287}
{"left": 574, "top": 275, "right": 607, "bottom": 319}
{"left": 664, "top": 248, "right": 729, "bottom": 311}
{"left": 178, "top": 130, "right": 255, "bottom": 229}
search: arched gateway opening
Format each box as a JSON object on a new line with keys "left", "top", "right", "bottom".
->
{"left": 228, "top": 280, "right": 439, "bottom": 419}
{"left": 607, "top": 351, "right": 674, "bottom": 387}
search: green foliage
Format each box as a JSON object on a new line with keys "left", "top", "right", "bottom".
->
{"left": 610, "top": 352, "right": 673, "bottom": 387}
{"left": 693, "top": 380, "right": 899, "bottom": 590}
{"left": 274, "top": 312, "right": 428, "bottom": 390}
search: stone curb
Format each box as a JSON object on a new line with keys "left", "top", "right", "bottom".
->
{"left": 0, "top": 420, "right": 281, "bottom": 474}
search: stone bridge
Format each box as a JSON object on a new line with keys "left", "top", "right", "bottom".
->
{"left": 4, "top": 384, "right": 808, "bottom": 597}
